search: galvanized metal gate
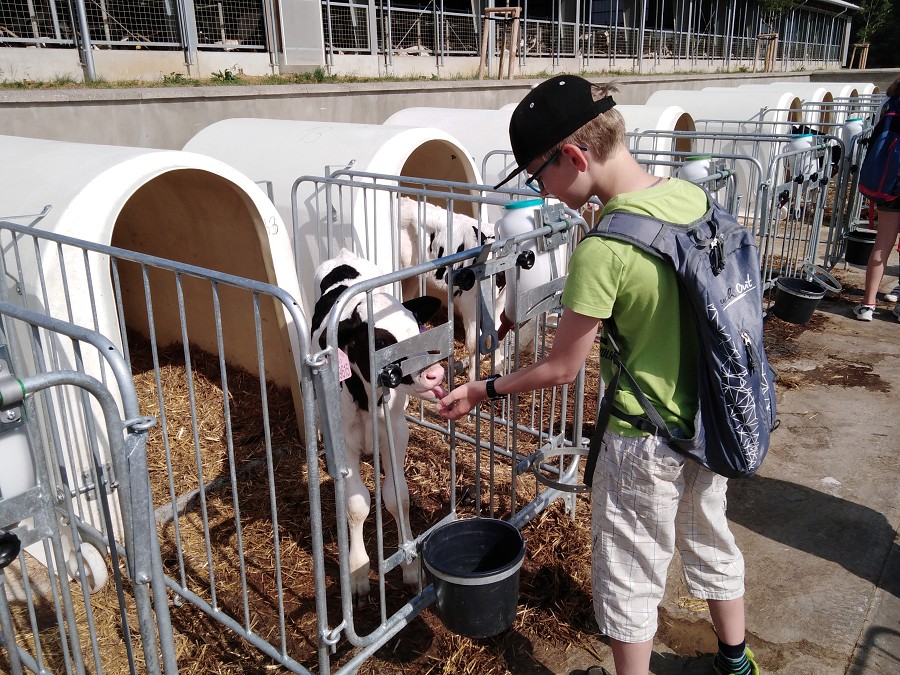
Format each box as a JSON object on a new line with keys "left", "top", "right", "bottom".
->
{"left": 296, "top": 177, "right": 592, "bottom": 671}
{"left": 0, "top": 301, "right": 175, "bottom": 674}
{"left": 0, "top": 213, "right": 325, "bottom": 673}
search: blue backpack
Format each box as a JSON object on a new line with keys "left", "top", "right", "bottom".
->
{"left": 858, "top": 98, "right": 900, "bottom": 203}
{"left": 583, "top": 192, "right": 778, "bottom": 483}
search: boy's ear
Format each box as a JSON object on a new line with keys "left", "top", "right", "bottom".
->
{"left": 560, "top": 144, "right": 589, "bottom": 172}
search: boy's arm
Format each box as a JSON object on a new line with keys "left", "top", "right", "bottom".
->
{"left": 437, "top": 309, "right": 600, "bottom": 420}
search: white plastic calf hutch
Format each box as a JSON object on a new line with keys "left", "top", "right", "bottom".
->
{"left": 705, "top": 84, "right": 833, "bottom": 130}
{"left": 771, "top": 82, "right": 867, "bottom": 125}
{"left": 183, "top": 118, "right": 483, "bottom": 315}
{"left": 388, "top": 103, "right": 695, "bottom": 185}
{"left": 383, "top": 107, "right": 516, "bottom": 190}
{"left": 617, "top": 104, "right": 697, "bottom": 176}
{"left": 0, "top": 135, "right": 305, "bottom": 549}
{"left": 645, "top": 89, "right": 803, "bottom": 134}
{"left": 645, "top": 89, "right": 803, "bottom": 204}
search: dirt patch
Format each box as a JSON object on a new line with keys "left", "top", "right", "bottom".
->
{"left": 778, "top": 354, "right": 890, "bottom": 392}
{"left": 763, "top": 313, "right": 829, "bottom": 361}
{"left": 763, "top": 307, "right": 890, "bottom": 393}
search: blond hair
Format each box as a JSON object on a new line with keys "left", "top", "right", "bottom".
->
{"left": 535, "top": 82, "right": 627, "bottom": 163}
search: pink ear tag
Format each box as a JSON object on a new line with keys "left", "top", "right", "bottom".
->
{"left": 337, "top": 349, "right": 352, "bottom": 382}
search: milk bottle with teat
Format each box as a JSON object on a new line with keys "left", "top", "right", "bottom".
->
{"left": 677, "top": 154, "right": 726, "bottom": 199}
{"left": 840, "top": 117, "right": 864, "bottom": 159}
{"left": 495, "top": 198, "right": 565, "bottom": 337}
{"left": 787, "top": 133, "right": 818, "bottom": 179}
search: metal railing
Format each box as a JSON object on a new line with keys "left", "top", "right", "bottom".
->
{"left": 2, "top": 0, "right": 848, "bottom": 72}
{"left": 0, "top": 302, "right": 176, "bottom": 674}
{"left": 0, "top": 184, "right": 592, "bottom": 673}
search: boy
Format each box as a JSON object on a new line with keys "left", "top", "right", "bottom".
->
{"left": 437, "top": 75, "right": 758, "bottom": 675}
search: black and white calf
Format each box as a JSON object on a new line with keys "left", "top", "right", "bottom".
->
{"left": 311, "top": 249, "right": 445, "bottom": 601}
{"left": 397, "top": 197, "right": 506, "bottom": 377}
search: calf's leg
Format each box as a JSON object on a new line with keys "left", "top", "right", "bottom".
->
{"left": 344, "top": 447, "right": 372, "bottom": 603}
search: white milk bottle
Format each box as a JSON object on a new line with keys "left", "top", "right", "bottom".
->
{"left": 496, "top": 198, "right": 563, "bottom": 334}
{"left": 676, "top": 154, "right": 713, "bottom": 184}
{"left": 787, "top": 133, "right": 817, "bottom": 178}
{"left": 840, "top": 117, "right": 864, "bottom": 157}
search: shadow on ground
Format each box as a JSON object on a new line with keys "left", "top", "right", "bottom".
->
{"left": 728, "top": 476, "right": 899, "bottom": 599}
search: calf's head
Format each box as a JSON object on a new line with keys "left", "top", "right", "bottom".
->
{"left": 336, "top": 293, "right": 445, "bottom": 405}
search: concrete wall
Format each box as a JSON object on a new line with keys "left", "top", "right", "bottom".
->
{"left": 1, "top": 69, "right": 897, "bottom": 152}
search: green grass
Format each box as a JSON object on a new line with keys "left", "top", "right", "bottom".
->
{"left": 0, "top": 67, "right": 429, "bottom": 89}
{"left": 0, "top": 64, "right": 804, "bottom": 91}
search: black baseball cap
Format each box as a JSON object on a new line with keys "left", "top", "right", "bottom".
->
{"left": 495, "top": 75, "right": 616, "bottom": 189}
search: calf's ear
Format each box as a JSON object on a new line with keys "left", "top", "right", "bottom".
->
{"left": 402, "top": 296, "right": 442, "bottom": 325}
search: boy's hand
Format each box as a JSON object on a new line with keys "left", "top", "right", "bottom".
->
{"left": 437, "top": 381, "right": 487, "bottom": 420}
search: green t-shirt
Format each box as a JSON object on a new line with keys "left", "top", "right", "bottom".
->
{"left": 561, "top": 178, "right": 708, "bottom": 436}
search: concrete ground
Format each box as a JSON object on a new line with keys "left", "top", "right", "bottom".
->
{"left": 538, "top": 253, "right": 900, "bottom": 675}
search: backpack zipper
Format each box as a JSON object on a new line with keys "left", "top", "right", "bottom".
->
{"left": 709, "top": 236, "right": 725, "bottom": 274}
{"left": 741, "top": 331, "right": 757, "bottom": 374}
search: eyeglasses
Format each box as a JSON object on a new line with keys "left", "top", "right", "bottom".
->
{"left": 524, "top": 146, "right": 588, "bottom": 193}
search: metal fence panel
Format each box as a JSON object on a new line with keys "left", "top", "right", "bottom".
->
{"left": 0, "top": 180, "right": 594, "bottom": 672}
{"left": 323, "top": 0, "right": 370, "bottom": 54}
{"left": 0, "top": 217, "right": 326, "bottom": 673}
{"left": 82, "top": 0, "right": 180, "bottom": 47}
{"left": 0, "top": 302, "right": 175, "bottom": 674}
{"left": 0, "top": 0, "right": 850, "bottom": 70}
{"left": 300, "top": 178, "right": 591, "bottom": 669}
{"left": 0, "top": 0, "right": 73, "bottom": 45}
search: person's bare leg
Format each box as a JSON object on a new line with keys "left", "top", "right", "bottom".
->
{"left": 863, "top": 210, "right": 900, "bottom": 306}
{"left": 609, "top": 637, "right": 653, "bottom": 675}
{"left": 707, "top": 597, "right": 745, "bottom": 644}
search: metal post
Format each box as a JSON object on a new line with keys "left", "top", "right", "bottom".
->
{"left": 71, "top": 0, "right": 97, "bottom": 81}
{"left": 177, "top": 0, "right": 199, "bottom": 75}
{"left": 636, "top": 0, "right": 648, "bottom": 73}
{"left": 840, "top": 14, "right": 852, "bottom": 67}
{"left": 554, "top": 0, "right": 560, "bottom": 67}
{"left": 48, "top": 0, "right": 62, "bottom": 41}
{"left": 366, "top": 0, "right": 379, "bottom": 73}
{"left": 25, "top": 0, "right": 41, "bottom": 44}
{"left": 687, "top": 0, "right": 694, "bottom": 65}
{"left": 574, "top": 0, "right": 581, "bottom": 69}
{"left": 725, "top": 0, "right": 735, "bottom": 71}
{"left": 264, "top": 0, "right": 279, "bottom": 74}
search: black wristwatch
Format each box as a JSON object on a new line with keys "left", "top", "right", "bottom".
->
{"left": 485, "top": 374, "right": 504, "bottom": 400}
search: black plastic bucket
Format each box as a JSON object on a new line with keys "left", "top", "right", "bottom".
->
{"left": 773, "top": 277, "right": 826, "bottom": 324}
{"left": 845, "top": 229, "right": 877, "bottom": 266}
{"left": 422, "top": 518, "right": 525, "bottom": 638}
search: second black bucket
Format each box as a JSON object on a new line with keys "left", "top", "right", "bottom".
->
{"left": 845, "top": 229, "right": 877, "bottom": 265}
{"left": 422, "top": 518, "right": 525, "bottom": 638}
{"left": 772, "top": 277, "right": 826, "bottom": 324}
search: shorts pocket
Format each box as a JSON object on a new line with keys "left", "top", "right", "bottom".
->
{"left": 617, "top": 436, "right": 683, "bottom": 518}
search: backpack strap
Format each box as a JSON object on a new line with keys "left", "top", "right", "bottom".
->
{"left": 588, "top": 191, "right": 726, "bottom": 275}
{"left": 582, "top": 320, "right": 676, "bottom": 487}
